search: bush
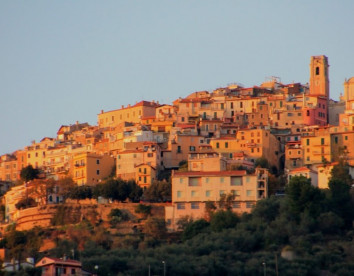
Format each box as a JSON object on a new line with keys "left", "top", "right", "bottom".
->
{"left": 135, "top": 204, "right": 152, "bottom": 216}
{"left": 109, "top": 208, "right": 129, "bottom": 226}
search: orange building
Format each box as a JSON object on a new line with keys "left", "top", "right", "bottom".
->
{"left": 210, "top": 128, "right": 280, "bottom": 168}
{"left": 302, "top": 127, "right": 332, "bottom": 166}
{"left": 166, "top": 167, "right": 268, "bottom": 230}
{"left": 116, "top": 142, "right": 161, "bottom": 184}
{"left": 71, "top": 152, "right": 115, "bottom": 186}
{"left": 25, "top": 138, "right": 56, "bottom": 169}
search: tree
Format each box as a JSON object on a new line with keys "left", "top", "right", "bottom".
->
{"left": 5, "top": 230, "right": 27, "bottom": 270}
{"left": 67, "top": 185, "right": 93, "bottom": 200}
{"left": 182, "top": 219, "right": 210, "bottom": 241}
{"left": 143, "top": 180, "right": 171, "bottom": 202}
{"left": 218, "top": 193, "right": 234, "bottom": 210}
{"left": 255, "top": 157, "right": 270, "bottom": 169}
{"left": 144, "top": 217, "right": 166, "bottom": 239}
{"left": 285, "top": 176, "right": 324, "bottom": 219}
{"left": 20, "top": 165, "right": 39, "bottom": 182}
{"left": 210, "top": 210, "right": 239, "bottom": 232}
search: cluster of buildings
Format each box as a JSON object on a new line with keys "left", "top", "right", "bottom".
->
{"left": 1, "top": 55, "right": 354, "bottom": 229}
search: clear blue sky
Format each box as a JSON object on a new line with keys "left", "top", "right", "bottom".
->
{"left": 1, "top": 1, "right": 354, "bottom": 155}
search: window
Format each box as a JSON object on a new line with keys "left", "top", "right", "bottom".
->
{"left": 206, "top": 190, "right": 211, "bottom": 197}
{"left": 246, "top": 202, "right": 255, "bottom": 208}
{"left": 232, "top": 202, "right": 241, "bottom": 208}
{"left": 191, "top": 202, "right": 199, "bottom": 209}
{"left": 232, "top": 190, "right": 241, "bottom": 197}
{"left": 205, "top": 178, "right": 209, "bottom": 183}
{"left": 345, "top": 136, "right": 348, "bottom": 141}
{"left": 334, "top": 136, "right": 338, "bottom": 144}
{"left": 177, "top": 203, "right": 185, "bottom": 210}
{"left": 219, "top": 190, "right": 225, "bottom": 196}
{"left": 240, "top": 102, "right": 243, "bottom": 108}
{"left": 96, "top": 159, "right": 100, "bottom": 165}
{"left": 147, "top": 153, "right": 153, "bottom": 157}
{"left": 189, "top": 177, "right": 200, "bottom": 186}
{"left": 177, "top": 191, "right": 182, "bottom": 198}
{"left": 220, "top": 177, "right": 224, "bottom": 183}
{"left": 230, "top": 102, "right": 234, "bottom": 109}
{"left": 306, "top": 110, "right": 310, "bottom": 116}
{"left": 71, "top": 269, "right": 76, "bottom": 275}
{"left": 231, "top": 177, "right": 242, "bottom": 186}
{"left": 225, "top": 142, "right": 228, "bottom": 148}
{"left": 190, "top": 146, "right": 196, "bottom": 151}
{"left": 306, "top": 139, "right": 310, "bottom": 146}
{"left": 321, "top": 138, "right": 325, "bottom": 145}
{"left": 246, "top": 190, "right": 252, "bottom": 196}
{"left": 216, "top": 142, "right": 220, "bottom": 149}
{"left": 133, "top": 154, "right": 137, "bottom": 158}
{"left": 316, "top": 66, "right": 320, "bottom": 75}
{"left": 177, "top": 146, "right": 181, "bottom": 153}
{"left": 191, "top": 190, "right": 197, "bottom": 197}
{"left": 96, "top": 170, "right": 100, "bottom": 175}
{"left": 221, "top": 103, "right": 224, "bottom": 109}
{"left": 179, "top": 178, "right": 183, "bottom": 184}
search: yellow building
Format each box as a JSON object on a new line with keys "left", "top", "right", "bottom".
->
{"left": 210, "top": 128, "right": 280, "bottom": 168}
{"left": 98, "top": 101, "right": 159, "bottom": 128}
{"left": 25, "top": 138, "right": 55, "bottom": 169}
{"left": 71, "top": 152, "right": 115, "bottom": 185}
{"left": 302, "top": 127, "right": 332, "bottom": 165}
{"left": 135, "top": 164, "right": 157, "bottom": 188}
{"left": 116, "top": 142, "right": 161, "bottom": 183}
{"left": 285, "top": 141, "right": 303, "bottom": 170}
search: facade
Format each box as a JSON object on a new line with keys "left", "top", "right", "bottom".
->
{"left": 98, "top": 101, "right": 159, "bottom": 128}
{"left": 35, "top": 257, "right": 90, "bottom": 276}
{"left": 71, "top": 152, "right": 115, "bottom": 185}
{"left": 166, "top": 168, "right": 268, "bottom": 230}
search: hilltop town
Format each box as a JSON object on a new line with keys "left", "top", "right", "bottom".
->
{"left": 1, "top": 55, "right": 354, "bottom": 274}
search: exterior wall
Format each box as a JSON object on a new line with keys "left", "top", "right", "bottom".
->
{"left": 317, "top": 163, "right": 336, "bottom": 189}
{"left": 188, "top": 155, "right": 227, "bottom": 172}
{"left": 116, "top": 143, "right": 161, "bottom": 181}
{"left": 210, "top": 129, "right": 280, "bottom": 168}
{"left": 167, "top": 169, "right": 268, "bottom": 230}
{"left": 72, "top": 153, "right": 115, "bottom": 185}
{"left": 25, "top": 139, "right": 55, "bottom": 169}
{"left": 330, "top": 129, "right": 354, "bottom": 162}
{"left": 302, "top": 128, "right": 332, "bottom": 165}
{"left": 309, "top": 55, "right": 329, "bottom": 98}
{"left": 135, "top": 164, "right": 157, "bottom": 188}
{"left": 162, "top": 135, "right": 206, "bottom": 169}
{"left": 285, "top": 142, "right": 303, "bottom": 170}
{"left": 98, "top": 101, "right": 158, "bottom": 128}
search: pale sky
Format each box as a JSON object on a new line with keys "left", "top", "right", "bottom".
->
{"left": 1, "top": 1, "right": 354, "bottom": 155}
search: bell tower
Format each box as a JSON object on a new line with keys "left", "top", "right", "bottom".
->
{"left": 309, "top": 55, "right": 329, "bottom": 98}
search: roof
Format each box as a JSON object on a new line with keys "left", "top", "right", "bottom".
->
{"left": 289, "top": 167, "right": 316, "bottom": 174}
{"left": 173, "top": 170, "right": 247, "bottom": 177}
{"left": 35, "top": 257, "right": 82, "bottom": 268}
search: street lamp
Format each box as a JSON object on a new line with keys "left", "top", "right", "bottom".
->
{"left": 262, "top": 262, "right": 266, "bottom": 276}
{"left": 162, "top": 261, "right": 166, "bottom": 276}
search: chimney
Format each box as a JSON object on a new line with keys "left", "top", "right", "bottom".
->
{"left": 101, "top": 110, "right": 104, "bottom": 114}
{"left": 121, "top": 105, "right": 124, "bottom": 109}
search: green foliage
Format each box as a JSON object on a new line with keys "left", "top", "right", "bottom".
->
{"left": 210, "top": 210, "right": 239, "bottom": 232}
{"left": 108, "top": 208, "right": 129, "bottom": 226}
{"left": 143, "top": 180, "right": 171, "bottom": 202}
{"left": 15, "top": 197, "right": 37, "bottom": 210}
{"left": 144, "top": 217, "right": 166, "bottom": 239}
{"left": 182, "top": 219, "right": 210, "bottom": 241}
{"left": 95, "top": 178, "right": 142, "bottom": 202}
{"left": 20, "top": 165, "right": 39, "bottom": 182}
{"left": 286, "top": 176, "right": 325, "bottom": 219}
{"left": 135, "top": 204, "right": 152, "bottom": 216}
{"left": 255, "top": 157, "right": 269, "bottom": 169}
{"left": 67, "top": 185, "right": 93, "bottom": 200}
